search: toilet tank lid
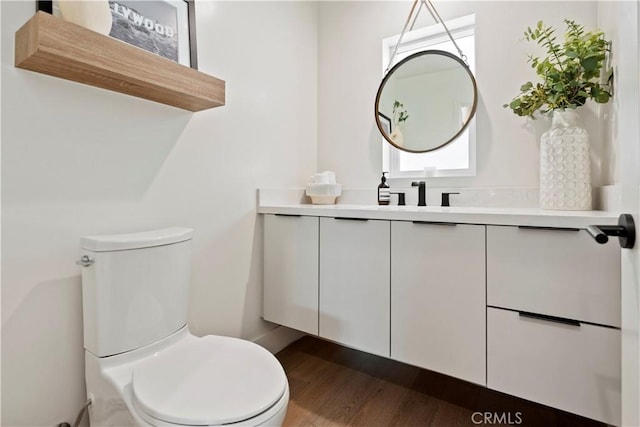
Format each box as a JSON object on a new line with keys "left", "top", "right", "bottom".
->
{"left": 81, "top": 227, "right": 193, "bottom": 252}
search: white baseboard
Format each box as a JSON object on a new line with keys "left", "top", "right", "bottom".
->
{"left": 253, "top": 325, "right": 306, "bottom": 355}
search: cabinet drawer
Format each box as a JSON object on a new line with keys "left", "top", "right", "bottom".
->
{"left": 487, "top": 307, "right": 620, "bottom": 425}
{"left": 487, "top": 225, "right": 620, "bottom": 327}
{"left": 264, "top": 214, "right": 319, "bottom": 335}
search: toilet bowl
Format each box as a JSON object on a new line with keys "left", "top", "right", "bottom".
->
{"left": 79, "top": 228, "right": 289, "bottom": 426}
{"left": 85, "top": 327, "right": 289, "bottom": 426}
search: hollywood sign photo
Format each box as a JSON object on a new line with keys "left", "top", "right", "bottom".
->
{"left": 108, "top": 1, "right": 179, "bottom": 62}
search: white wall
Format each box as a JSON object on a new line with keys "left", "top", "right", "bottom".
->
{"left": 317, "top": 1, "right": 604, "bottom": 189}
{"left": 0, "top": 1, "right": 317, "bottom": 425}
{"left": 0, "top": 1, "right": 622, "bottom": 425}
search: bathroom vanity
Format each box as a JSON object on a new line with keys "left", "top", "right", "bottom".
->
{"left": 259, "top": 192, "right": 621, "bottom": 426}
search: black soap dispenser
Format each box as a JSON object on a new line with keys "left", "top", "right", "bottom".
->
{"left": 378, "top": 172, "right": 390, "bottom": 205}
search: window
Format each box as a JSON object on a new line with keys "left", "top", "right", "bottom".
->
{"left": 382, "top": 14, "right": 476, "bottom": 179}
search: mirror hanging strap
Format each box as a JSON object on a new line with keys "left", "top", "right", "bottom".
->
{"left": 425, "top": 0, "right": 468, "bottom": 64}
{"left": 385, "top": 0, "right": 422, "bottom": 74}
{"left": 385, "top": 0, "right": 469, "bottom": 75}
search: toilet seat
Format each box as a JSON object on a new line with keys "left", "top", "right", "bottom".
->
{"left": 131, "top": 335, "right": 287, "bottom": 426}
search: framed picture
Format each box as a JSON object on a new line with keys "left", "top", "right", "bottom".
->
{"left": 378, "top": 112, "right": 393, "bottom": 136}
{"left": 36, "top": 0, "right": 198, "bottom": 69}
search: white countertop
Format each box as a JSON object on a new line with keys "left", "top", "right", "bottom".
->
{"left": 258, "top": 203, "right": 618, "bottom": 228}
{"left": 258, "top": 190, "right": 620, "bottom": 228}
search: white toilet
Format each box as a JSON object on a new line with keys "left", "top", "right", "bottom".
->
{"left": 78, "top": 227, "right": 289, "bottom": 426}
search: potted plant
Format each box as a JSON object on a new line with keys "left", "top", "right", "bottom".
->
{"left": 390, "top": 100, "right": 409, "bottom": 147}
{"left": 505, "top": 19, "right": 612, "bottom": 210}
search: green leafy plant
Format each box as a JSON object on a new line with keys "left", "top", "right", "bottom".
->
{"left": 505, "top": 19, "right": 612, "bottom": 118}
{"left": 393, "top": 100, "right": 409, "bottom": 126}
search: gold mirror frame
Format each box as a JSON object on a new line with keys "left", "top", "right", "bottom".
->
{"left": 375, "top": 50, "right": 478, "bottom": 154}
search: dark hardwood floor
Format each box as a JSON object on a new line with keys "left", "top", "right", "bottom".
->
{"left": 275, "top": 336, "right": 606, "bottom": 427}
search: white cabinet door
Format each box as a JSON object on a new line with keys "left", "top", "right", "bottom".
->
{"left": 487, "top": 307, "right": 621, "bottom": 425}
{"left": 263, "top": 214, "right": 319, "bottom": 335}
{"left": 487, "top": 225, "right": 620, "bottom": 327}
{"left": 391, "top": 221, "right": 486, "bottom": 385}
{"left": 319, "top": 217, "right": 390, "bottom": 357}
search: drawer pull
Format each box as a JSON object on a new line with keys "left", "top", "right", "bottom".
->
{"left": 412, "top": 221, "right": 457, "bottom": 226}
{"left": 518, "top": 311, "right": 581, "bottom": 327}
{"left": 518, "top": 226, "right": 580, "bottom": 232}
{"left": 275, "top": 214, "right": 302, "bottom": 218}
{"left": 334, "top": 217, "right": 369, "bottom": 221}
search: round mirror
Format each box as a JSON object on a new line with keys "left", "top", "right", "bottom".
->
{"left": 375, "top": 50, "right": 477, "bottom": 153}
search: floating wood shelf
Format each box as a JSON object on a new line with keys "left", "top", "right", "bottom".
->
{"left": 15, "top": 12, "right": 225, "bottom": 112}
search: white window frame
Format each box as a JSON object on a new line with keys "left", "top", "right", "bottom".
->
{"left": 381, "top": 14, "right": 476, "bottom": 180}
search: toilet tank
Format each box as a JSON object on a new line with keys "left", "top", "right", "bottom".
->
{"left": 80, "top": 228, "right": 193, "bottom": 357}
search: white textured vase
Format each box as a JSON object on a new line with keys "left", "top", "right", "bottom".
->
{"left": 58, "top": 0, "right": 113, "bottom": 35}
{"left": 390, "top": 126, "right": 404, "bottom": 147}
{"left": 539, "top": 110, "right": 592, "bottom": 210}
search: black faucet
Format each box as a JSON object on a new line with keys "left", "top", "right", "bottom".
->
{"left": 391, "top": 192, "right": 406, "bottom": 206}
{"left": 411, "top": 181, "right": 426, "bottom": 206}
{"left": 441, "top": 192, "right": 460, "bottom": 207}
